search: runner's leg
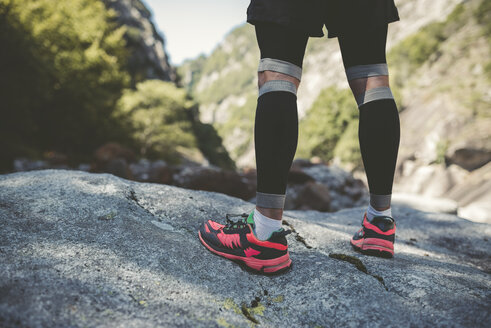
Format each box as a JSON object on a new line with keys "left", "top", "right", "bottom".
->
{"left": 253, "top": 23, "right": 309, "bottom": 239}
{"left": 340, "top": 25, "right": 399, "bottom": 257}
{"left": 338, "top": 25, "right": 400, "bottom": 216}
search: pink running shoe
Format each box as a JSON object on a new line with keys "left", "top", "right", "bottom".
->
{"left": 198, "top": 212, "right": 292, "bottom": 274}
{"left": 351, "top": 213, "right": 396, "bottom": 258}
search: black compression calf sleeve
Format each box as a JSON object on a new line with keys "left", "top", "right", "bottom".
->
{"left": 255, "top": 91, "right": 298, "bottom": 197}
{"left": 358, "top": 98, "right": 400, "bottom": 196}
{"left": 253, "top": 23, "right": 306, "bottom": 208}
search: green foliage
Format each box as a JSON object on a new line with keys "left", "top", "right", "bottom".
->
{"left": 435, "top": 139, "right": 449, "bottom": 165}
{"left": 178, "top": 24, "right": 258, "bottom": 164}
{"left": 333, "top": 120, "right": 361, "bottom": 167}
{"left": 192, "top": 121, "right": 236, "bottom": 169}
{"left": 199, "top": 24, "right": 256, "bottom": 78}
{"left": 0, "top": 0, "right": 130, "bottom": 170}
{"left": 216, "top": 93, "right": 257, "bottom": 160}
{"left": 116, "top": 80, "right": 234, "bottom": 167}
{"left": 198, "top": 65, "right": 256, "bottom": 105}
{"left": 475, "top": 0, "right": 491, "bottom": 36}
{"left": 388, "top": 0, "right": 491, "bottom": 114}
{"left": 388, "top": 2, "right": 467, "bottom": 89}
{"left": 178, "top": 54, "right": 207, "bottom": 92}
{"left": 297, "top": 87, "right": 361, "bottom": 166}
{"left": 0, "top": 0, "right": 233, "bottom": 172}
{"left": 475, "top": 0, "right": 491, "bottom": 79}
{"left": 388, "top": 22, "right": 445, "bottom": 89}
{"left": 116, "top": 80, "right": 197, "bottom": 162}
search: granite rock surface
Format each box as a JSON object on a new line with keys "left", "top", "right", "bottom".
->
{"left": 0, "top": 170, "right": 490, "bottom": 327}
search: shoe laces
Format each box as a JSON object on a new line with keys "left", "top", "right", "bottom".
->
{"left": 223, "top": 213, "right": 292, "bottom": 238}
{"left": 224, "top": 213, "right": 249, "bottom": 231}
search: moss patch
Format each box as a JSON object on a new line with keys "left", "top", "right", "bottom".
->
{"left": 223, "top": 298, "right": 241, "bottom": 315}
{"left": 272, "top": 295, "right": 284, "bottom": 303}
{"left": 216, "top": 317, "right": 236, "bottom": 328}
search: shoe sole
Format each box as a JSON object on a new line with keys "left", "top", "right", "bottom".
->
{"left": 198, "top": 231, "right": 292, "bottom": 274}
{"left": 350, "top": 238, "right": 394, "bottom": 258}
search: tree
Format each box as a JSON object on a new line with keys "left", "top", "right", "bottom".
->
{"left": 0, "top": 0, "right": 130, "bottom": 170}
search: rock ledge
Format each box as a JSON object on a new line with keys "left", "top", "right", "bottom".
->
{"left": 0, "top": 170, "right": 490, "bottom": 327}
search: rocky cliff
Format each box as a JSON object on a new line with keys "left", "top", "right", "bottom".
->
{"left": 392, "top": 0, "right": 491, "bottom": 219}
{"left": 103, "top": 0, "right": 177, "bottom": 84}
{"left": 0, "top": 170, "right": 490, "bottom": 327}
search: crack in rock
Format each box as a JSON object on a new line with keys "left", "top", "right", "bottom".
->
{"left": 241, "top": 292, "right": 268, "bottom": 325}
{"left": 223, "top": 289, "right": 275, "bottom": 325}
{"left": 329, "top": 253, "right": 388, "bottom": 291}
{"left": 125, "top": 188, "right": 155, "bottom": 218}
{"left": 151, "top": 221, "right": 175, "bottom": 231}
{"left": 124, "top": 189, "right": 195, "bottom": 236}
{"left": 241, "top": 303, "right": 259, "bottom": 324}
{"left": 282, "top": 220, "right": 313, "bottom": 249}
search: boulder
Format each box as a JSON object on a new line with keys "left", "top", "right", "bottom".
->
{"left": 13, "top": 152, "right": 70, "bottom": 172}
{"left": 247, "top": 162, "right": 367, "bottom": 212}
{"left": 43, "top": 151, "right": 69, "bottom": 166}
{"left": 173, "top": 165, "right": 255, "bottom": 201}
{"left": 13, "top": 158, "right": 49, "bottom": 172}
{"left": 287, "top": 168, "right": 315, "bottom": 185}
{"left": 394, "top": 162, "right": 468, "bottom": 197}
{"left": 392, "top": 193, "right": 458, "bottom": 214}
{"left": 447, "top": 161, "right": 491, "bottom": 223}
{"left": 394, "top": 161, "right": 491, "bottom": 223}
{"left": 92, "top": 143, "right": 135, "bottom": 180}
{"left": 446, "top": 147, "right": 491, "bottom": 171}
{"left": 300, "top": 163, "right": 368, "bottom": 211}
{"left": 129, "top": 159, "right": 173, "bottom": 184}
{"left": 289, "top": 181, "right": 331, "bottom": 211}
{"left": 0, "top": 170, "right": 489, "bottom": 327}
{"left": 93, "top": 142, "right": 135, "bottom": 164}
{"left": 290, "top": 158, "right": 316, "bottom": 169}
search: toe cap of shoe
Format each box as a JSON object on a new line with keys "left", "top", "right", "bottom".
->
{"left": 199, "top": 221, "right": 221, "bottom": 246}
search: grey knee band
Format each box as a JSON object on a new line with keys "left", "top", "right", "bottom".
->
{"left": 356, "top": 87, "right": 394, "bottom": 107}
{"left": 345, "top": 64, "right": 389, "bottom": 81}
{"left": 256, "top": 192, "right": 286, "bottom": 209}
{"left": 258, "top": 80, "right": 297, "bottom": 97}
{"left": 258, "top": 58, "right": 302, "bottom": 81}
{"left": 370, "top": 193, "right": 392, "bottom": 209}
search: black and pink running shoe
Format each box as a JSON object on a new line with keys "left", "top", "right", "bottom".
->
{"left": 198, "top": 212, "right": 292, "bottom": 274}
{"left": 350, "top": 213, "right": 396, "bottom": 258}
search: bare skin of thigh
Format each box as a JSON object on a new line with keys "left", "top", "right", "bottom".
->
{"left": 258, "top": 71, "right": 300, "bottom": 89}
{"left": 348, "top": 75, "right": 389, "bottom": 98}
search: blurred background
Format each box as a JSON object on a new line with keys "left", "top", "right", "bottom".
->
{"left": 1, "top": 0, "right": 489, "bottom": 222}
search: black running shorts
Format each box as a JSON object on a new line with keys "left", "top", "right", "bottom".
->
{"left": 247, "top": 0, "right": 400, "bottom": 38}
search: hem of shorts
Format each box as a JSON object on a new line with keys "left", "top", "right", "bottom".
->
{"left": 247, "top": 18, "right": 325, "bottom": 38}
{"left": 247, "top": 10, "right": 400, "bottom": 38}
{"left": 326, "top": 17, "right": 400, "bottom": 38}
{"left": 247, "top": 17, "right": 400, "bottom": 39}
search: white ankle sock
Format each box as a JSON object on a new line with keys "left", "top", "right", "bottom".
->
{"left": 253, "top": 209, "right": 282, "bottom": 241}
{"left": 367, "top": 204, "right": 392, "bottom": 221}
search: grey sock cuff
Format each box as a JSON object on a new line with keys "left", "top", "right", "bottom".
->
{"left": 370, "top": 193, "right": 392, "bottom": 209}
{"left": 256, "top": 192, "right": 285, "bottom": 209}
{"left": 356, "top": 87, "right": 394, "bottom": 107}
